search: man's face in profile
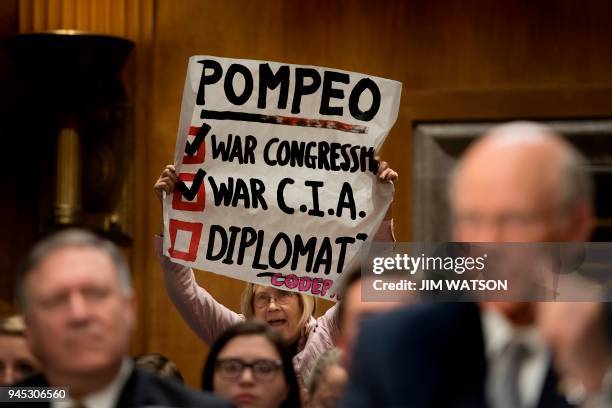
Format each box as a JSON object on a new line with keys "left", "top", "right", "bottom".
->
{"left": 23, "top": 246, "right": 135, "bottom": 378}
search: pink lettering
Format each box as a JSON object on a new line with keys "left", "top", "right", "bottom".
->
{"left": 320, "top": 279, "right": 333, "bottom": 296}
{"left": 285, "top": 274, "right": 299, "bottom": 289}
{"left": 271, "top": 273, "right": 285, "bottom": 287}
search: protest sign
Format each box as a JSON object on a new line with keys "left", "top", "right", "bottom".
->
{"left": 163, "top": 56, "right": 401, "bottom": 300}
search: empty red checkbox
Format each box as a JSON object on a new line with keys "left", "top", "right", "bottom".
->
{"left": 168, "top": 219, "right": 203, "bottom": 262}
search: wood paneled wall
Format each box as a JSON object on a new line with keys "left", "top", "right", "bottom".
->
{"left": 19, "top": 0, "right": 152, "bottom": 39}
{"left": 144, "top": 0, "right": 612, "bottom": 386}
{"left": 0, "top": 0, "right": 19, "bottom": 317}
{"left": 15, "top": 0, "right": 155, "bottom": 353}
{"left": 4, "top": 0, "right": 612, "bottom": 388}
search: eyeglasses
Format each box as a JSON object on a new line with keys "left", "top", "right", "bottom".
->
{"left": 453, "top": 211, "right": 560, "bottom": 232}
{"left": 253, "top": 291, "right": 295, "bottom": 309}
{"left": 215, "top": 358, "right": 283, "bottom": 381}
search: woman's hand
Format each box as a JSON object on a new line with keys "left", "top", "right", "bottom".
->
{"left": 376, "top": 159, "right": 398, "bottom": 183}
{"left": 154, "top": 164, "right": 178, "bottom": 204}
{"left": 374, "top": 158, "right": 397, "bottom": 221}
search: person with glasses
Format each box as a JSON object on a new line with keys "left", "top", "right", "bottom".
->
{"left": 153, "top": 160, "right": 397, "bottom": 391}
{"left": 202, "top": 320, "right": 302, "bottom": 408}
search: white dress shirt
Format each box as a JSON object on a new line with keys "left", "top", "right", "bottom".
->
{"left": 52, "top": 358, "right": 133, "bottom": 408}
{"left": 482, "top": 308, "right": 550, "bottom": 408}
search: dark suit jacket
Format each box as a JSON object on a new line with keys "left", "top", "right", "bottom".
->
{"left": 9, "top": 366, "right": 232, "bottom": 407}
{"left": 341, "top": 302, "right": 570, "bottom": 408}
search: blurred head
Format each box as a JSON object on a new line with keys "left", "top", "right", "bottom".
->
{"left": 16, "top": 229, "right": 135, "bottom": 395}
{"left": 450, "top": 121, "right": 594, "bottom": 243}
{"left": 336, "top": 268, "right": 403, "bottom": 367}
{"left": 134, "top": 352, "right": 184, "bottom": 384}
{"left": 0, "top": 315, "right": 39, "bottom": 385}
{"left": 307, "top": 348, "right": 347, "bottom": 408}
{"left": 450, "top": 122, "right": 594, "bottom": 320}
{"left": 241, "top": 284, "right": 315, "bottom": 344}
{"left": 202, "top": 320, "right": 301, "bottom": 408}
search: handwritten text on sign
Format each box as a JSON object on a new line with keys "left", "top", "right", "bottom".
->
{"left": 163, "top": 56, "right": 401, "bottom": 300}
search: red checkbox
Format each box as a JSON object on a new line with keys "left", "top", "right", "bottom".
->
{"left": 172, "top": 172, "right": 206, "bottom": 211}
{"left": 168, "top": 219, "right": 203, "bottom": 262}
{"left": 182, "top": 126, "right": 206, "bottom": 164}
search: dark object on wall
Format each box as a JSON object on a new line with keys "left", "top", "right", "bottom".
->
{"left": 2, "top": 30, "right": 135, "bottom": 244}
{"left": 412, "top": 120, "right": 612, "bottom": 242}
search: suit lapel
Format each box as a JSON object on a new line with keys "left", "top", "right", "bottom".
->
{"left": 114, "top": 367, "right": 139, "bottom": 408}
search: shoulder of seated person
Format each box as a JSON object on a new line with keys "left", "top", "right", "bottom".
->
{"left": 123, "top": 368, "right": 232, "bottom": 407}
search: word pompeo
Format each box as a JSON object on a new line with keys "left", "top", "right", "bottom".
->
{"left": 372, "top": 279, "right": 508, "bottom": 292}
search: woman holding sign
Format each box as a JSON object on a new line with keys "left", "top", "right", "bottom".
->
{"left": 153, "top": 161, "right": 396, "bottom": 389}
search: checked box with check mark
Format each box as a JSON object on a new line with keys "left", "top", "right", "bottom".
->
{"left": 182, "top": 123, "right": 210, "bottom": 164}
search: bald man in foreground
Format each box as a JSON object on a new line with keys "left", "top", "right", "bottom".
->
{"left": 342, "top": 122, "right": 610, "bottom": 407}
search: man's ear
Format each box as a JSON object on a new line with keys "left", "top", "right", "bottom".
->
{"left": 23, "top": 313, "right": 41, "bottom": 362}
{"left": 124, "top": 293, "right": 138, "bottom": 331}
{"left": 567, "top": 200, "right": 594, "bottom": 242}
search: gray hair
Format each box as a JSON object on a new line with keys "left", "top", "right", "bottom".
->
{"left": 558, "top": 140, "right": 593, "bottom": 209}
{"left": 16, "top": 229, "right": 132, "bottom": 311}
{"left": 307, "top": 347, "right": 342, "bottom": 397}
{"left": 449, "top": 121, "right": 594, "bottom": 210}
